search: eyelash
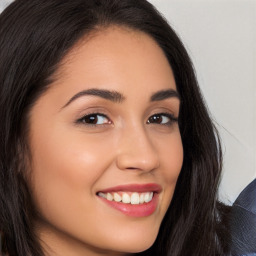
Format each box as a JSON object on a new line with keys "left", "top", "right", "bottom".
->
{"left": 147, "top": 112, "right": 178, "bottom": 126}
{"left": 76, "top": 113, "right": 111, "bottom": 126}
{"left": 76, "top": 112, "right": 178, "bottom": 127}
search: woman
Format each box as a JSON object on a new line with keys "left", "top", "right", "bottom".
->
{"left": 0, "top": 0, "right": 230, "bottom": 255}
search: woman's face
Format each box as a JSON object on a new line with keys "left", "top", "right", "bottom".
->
{"left": 28, "top": 26, "right": 183, "bottom": 256}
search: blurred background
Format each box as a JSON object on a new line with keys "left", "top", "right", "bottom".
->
{"left": 1, "top": 0, "right": 255, "bottom": 204}
{"left": 0, "top": 0, "right": 12, "bottom": 10}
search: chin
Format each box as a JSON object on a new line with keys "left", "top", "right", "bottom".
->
{"left": 103, "top": 229, "right": 158, "bottom": 254}
{"left": 123, "top": 240, "right": 155, "bottom": 254}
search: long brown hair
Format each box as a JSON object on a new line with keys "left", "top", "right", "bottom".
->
{"left": 0, "top": 0, "right": 230, "bottom": 255}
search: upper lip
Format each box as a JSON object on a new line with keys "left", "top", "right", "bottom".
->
{"left": 97, "top": 183, "right": 162, "bottom": 194}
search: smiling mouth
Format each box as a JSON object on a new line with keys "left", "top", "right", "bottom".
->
{"left": 96, "top": 183, "right": 161, "bottom": 217}
{"left": 97, "top": 191, "right": 154, "bottom": 205}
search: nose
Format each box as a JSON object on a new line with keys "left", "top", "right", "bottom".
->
{"left": 116, "top": 125, "right": 160, "bottom": 172}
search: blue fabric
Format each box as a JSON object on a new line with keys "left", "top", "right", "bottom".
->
{"left": 230, "top": 179, "right": 256, "bottom": 256}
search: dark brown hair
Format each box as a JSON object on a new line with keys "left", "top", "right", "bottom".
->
{"left": 0, "top": 0, "right": 230, "bottom": 255}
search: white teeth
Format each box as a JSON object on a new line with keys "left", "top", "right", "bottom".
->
{"left": 107, "top": 193, "right": 113, "bottom": 201}
{"left": 144, "top": 192, "right": 153, "bottom": 202}
{"left": 98, "top": 192, "right": 106, "bottom": 198}
{"left": 122, "top": 193, "right": 131, "bottom": 204}
{"left": 98, "top": 191, "right": 154, "bottom": 204}
{"left": 139, "top": 193, "right": 144, "bottom": 204}
{"left": 113, "top": 192, "right": 122, "bottom": 202}
{"left": 144, "top": 192, "right": 150, "bottom": 203}
{"left": 131, "top": 192, "right": 140, "bottom": 205}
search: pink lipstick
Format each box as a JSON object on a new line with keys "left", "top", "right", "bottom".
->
{"left": 97, "top": 183, "right": 161, "bottom": 217}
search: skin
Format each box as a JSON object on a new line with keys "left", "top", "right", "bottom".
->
{"left": 28, "top": 26, "right": 183, "bottom": 256}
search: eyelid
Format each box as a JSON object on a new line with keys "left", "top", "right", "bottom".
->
{"left": 74, "top": 108, "right": 178, "bottom": 127}
{"left": 147, "top": 112, "right": 178, "bottom": 125}
{"left": 76, "top": 112, "right": 112, "bottom": 126}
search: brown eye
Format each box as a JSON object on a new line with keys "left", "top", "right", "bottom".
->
{"left": 79, "top": 114, "right": 110, "bottom": 125}
{"left": 147, "top": 113, "right": 177, "bottom": 125}
{"left": 147, "top": 114, "right": 163, "bottom": 124}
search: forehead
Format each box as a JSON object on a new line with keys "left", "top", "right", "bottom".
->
{"left": 48, "top": 25, "right": 177, "bottom": 99}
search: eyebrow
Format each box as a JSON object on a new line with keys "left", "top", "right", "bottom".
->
{"left": 150, "top": 89, "right": 180, "bottom": 101}
{"left": 61, "top": 88, "right": 180, "bottom": 109}
{"left": 62, "top": 88, "right": 125, "bottom": 109}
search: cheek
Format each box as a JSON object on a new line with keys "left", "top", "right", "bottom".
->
{"left": 158, "top": 130, "right": 183, "bottom": 180}
{"left": 156, "top": 131, "right": 183, "bottom": 207}
{"left": 28, "top": 125, "right": 113, "bottom": 219}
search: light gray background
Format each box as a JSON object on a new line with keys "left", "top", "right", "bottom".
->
{"left": 1, "top": 0, "right": 255, "bottom": 204}
{"left": 0, "top": 0, "right": 11, "bottom": 10}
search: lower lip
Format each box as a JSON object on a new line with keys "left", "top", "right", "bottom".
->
{"left": 98, "top": 193, "right": 159, "bottom": 217}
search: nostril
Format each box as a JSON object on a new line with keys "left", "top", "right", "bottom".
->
{"left": 116, "top": 151, "right": 160, "bottom": 172}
